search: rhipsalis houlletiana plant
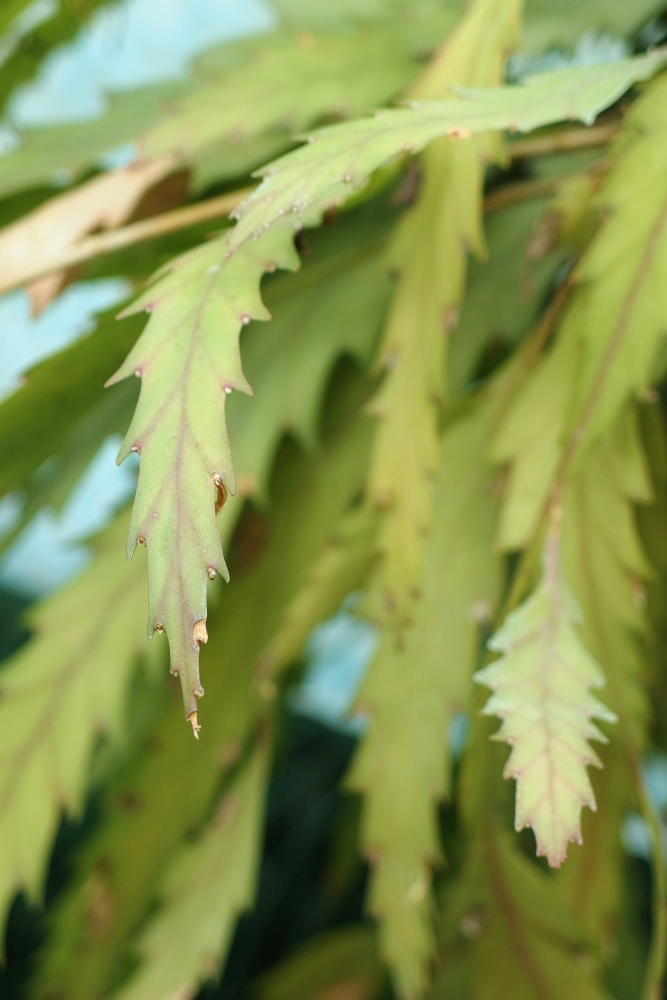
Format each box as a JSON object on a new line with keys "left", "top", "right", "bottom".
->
{"left": 1, "top": 0, "right": 667, "bottom": 998}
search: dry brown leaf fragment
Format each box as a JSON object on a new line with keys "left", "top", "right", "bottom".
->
{"left": 0, "top": 155, "right": 179, "bottom": 312}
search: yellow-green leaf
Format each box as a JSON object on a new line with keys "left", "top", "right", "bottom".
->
{"left": 475, "top": 534, "right": 617, "bottom": 867}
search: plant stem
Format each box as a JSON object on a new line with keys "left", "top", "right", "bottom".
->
{"left": 508, "top": 121, "right": 619, "bottom": 160}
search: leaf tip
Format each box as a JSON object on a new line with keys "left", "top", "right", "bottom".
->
{"left": 193, "top": 620, "right": 208, "bottom": 646}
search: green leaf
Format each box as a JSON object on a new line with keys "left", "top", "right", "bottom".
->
{"left": 360, "top": 0, "right": 520, "bottom": 619}
{"left": 229, "top": 51, "right": 667, "bottom": 253}
{"left": 30, "top": 368, "right": 372, "bottom": 1000}
{"left": 114, "top": 735, "right": 270, "bottom": 1000}
{"left": 441, "top": 830, "right": 613, "bottom": 1000}
{"left": 256, "top": 925, "right": 384, "bottom": 1000}
{"left": 260, "top": 504, "right": 378, "bottom": 678}
{"left": 347, "top": 386, "right": 504, "bottom": 997}
{"left": 0, "top": 14, "right": 451, "bottom": 202}
{"left": 0, "top": 82, "right": 195, "bottom": 201}
{"left": 108, "top": 222, "right": 301, "bottom": 729}
{"left": 522, "top": 0, "right": 664, "bottom": 54}
{"left": 475, "top": 531, "right": 617, "bottom": 867}
{"left": 109, "top": 200, "right": 392, "bottom": 726}
{"left": 565, "top": 73, "right": 667, "bottom": 456}
{"left": 562, "top": 405, "right": 653, "bottom": 741}
{"left": 491, "top": 73, "right": 667, "bottom": 552}
{"left": 141, "top": 27, "right": 430, "bottom": 189}
{"left": 554, "top": 407, "right": 654, "bottom": 946}
{"left": 0, "top": 514, "right": 154, "bottom": 926}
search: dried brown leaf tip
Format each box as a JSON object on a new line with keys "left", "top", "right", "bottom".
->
{"left": 193, "top": 620, "right": 209, "bottom": 645}
{"left": 188, "top": 711, "right": 201, "bottom": 739}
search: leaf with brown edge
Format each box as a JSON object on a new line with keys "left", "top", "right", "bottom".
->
{"left": 0, "top": 157, "right": 179, "bottom": 311}
{"left": 475, "top": 526, "right": 617, "bottom": 868}
{"left": 107, "top": 221, "right": 300, "bottom": 730}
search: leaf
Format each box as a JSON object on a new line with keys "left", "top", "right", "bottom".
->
{"left": 564, "top": 73, "right": 667, "bottom": 456}
{"left": 521, "top": 0, "right": 664, "bottom": 54}
{"left": 554, "top": 407, "right": 654, "bottom": 946}
{"left": 114, "top": 735, "right": 270, "bottom": 1000}
{"left": 347, "top": 387, "right": 504, "bottom": 997}
{"left": 0, "top": 157, "right": 179, "bottom": 310}
{"left": 0, "top": 513, "right": 154, "bottom": 927}
{"left": 441, "top": 830, "right": 614, "bottom": 1000}
{"left": 141, "top": 27, "right": 429, "bottom": 189}
{"left": 0, "top": 14, "right": 451, "bottom": 203}
{"left": 0, "top": 81, "right": 194, "bottom": 201}
{"left": 30, "top": 366, "right": 373, "bottom": 1000}
{"left": 108, "top": 198, "right": 393, "bottom": 726}
{"left": 491, "top": 73, "right": 667, "bottom": 551}
{"left": 260, "top": 504, "right": 378, "bottom": 678}
{"left": 361, "top": 0, "right": 521, "bottom": 618}
{"left": 256, "top": 925, "right": 384, "bottom": 1000}
{"left": 475, "top": 529, "right": 617, "bottom": 868}
{"left": 107, "top": 222, "right": 300, "bottom": 729}
{"left": 229, "top": 51, "right": 667, "bottom": 253}
{"left": 0, "top": 303, "right": 144, "bottom": 499}
{"left": 562, "top": 405, "right": 653, "bottom": 741}
{"left": 448, "top": 196, "right": 568, "bottom": 396}
{"left": 226, "top": 212, "right": 391, "bottom": 502}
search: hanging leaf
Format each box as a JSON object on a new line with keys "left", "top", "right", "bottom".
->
{"left": 0, "top": 514, "right": 153, "bottom": 927}
{"left": 475, "top": 525, "right": 617, "bottom": 867}
{"left": 107, "top": 222, "right": 300, "bottom": 732}
{"left": 256, "top": 925, "right": 384, "bottom": 1000}
{"left": 565, "top": 73, "right": 667, "bottom": 456}
{"left": 114, "top": 735, "right": 270, "bottom": 1000}
{"left": 361, "top": 0, "right": 521, "bottom": 619}
{"left": 348, "top": 389, "right": 503, "bottom": 996}
{"left": 554, "top": 406, "right": 655, "bottom": 946}
{"left": 440, "top": 829, "right": 613, "bottom": 999}
{"left": 491, "top": 72, "right": 667, "bottom": 552}
{"left": 30, "top": 364, "right": 373, "bottom": 1000}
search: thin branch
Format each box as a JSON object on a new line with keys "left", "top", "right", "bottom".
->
{"left": 508, "top": 121, "right": 619, "bottom": 160}
{"left": 483, "top": 176, "right": 561, "bottom": 214}
{"left": 0, "top": 187, "right": 254, "bottom": 299}
{"left": 0, "top": 171, "right": 577, "bottom": 298}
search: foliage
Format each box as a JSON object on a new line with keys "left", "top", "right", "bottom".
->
{"left": 1, "top": 2, "right": 667, "bottom": 1000}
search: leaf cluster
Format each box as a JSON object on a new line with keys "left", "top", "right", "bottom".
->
{"left": 2, "top": 2, "right": 667, "bottom": 999}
